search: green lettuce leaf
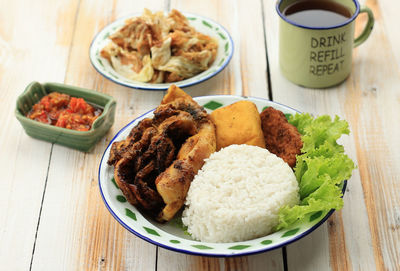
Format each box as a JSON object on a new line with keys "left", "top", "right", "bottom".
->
{"left": 276, "top": 198, "right": 327, "bottom": 230}
{"left": 302, "top": 181, "right": 343, "bottom": 208}
{"left": 288, "top": 113, "right": 314, "bottom": 135}
{"left": 298, "top": 154, "right": 355, "bottom": 198}
{"left": 290, "top": 114, "right": 349, "bottom": 153}
{"left": 277, "top": 113, "right": 355, "bottom": 230}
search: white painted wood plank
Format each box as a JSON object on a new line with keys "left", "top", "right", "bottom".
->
{"left": 168, "top": 0, "right": 238, "bottom": 98}
{"left": 262, "top": 2, "right": 335, "bottom": 268}
{"left": 263, "top": 0, "right": 399, "bottom": 269}
{"left": 157, "top": 0, "right": 281, "bottom": 270}
{"left": 0, "top": 0, "right": 79, "bottom": 270}
{"left": 372, "top": 0, "right": 400, "bottom": 68}
{"left": 347, "top": 1, "right": 400, "bottom": 269}
{"left": 236, "top": 0, "right": 269, "bottom": 98}
{"left": 170, "top": 0, "right": 268, "bottom": 99}
{"left": 30, "top": 0, "right": 165, "bottom": 270}
{"left": 158, "top": 247, "right": 284, "bottom": 271}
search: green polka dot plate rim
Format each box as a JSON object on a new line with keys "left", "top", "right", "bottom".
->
{"left": 89, "top": 12, "right": 234, "bottom": 90}
{"left": 98, "top": 95, "right": 346, "bottom": 257}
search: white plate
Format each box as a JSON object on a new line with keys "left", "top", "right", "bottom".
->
{"left": 90, "top": 12, "right": 234, "bottom": 90}
{"left": 98, "top": 95, "right": 344, "bottom": 256}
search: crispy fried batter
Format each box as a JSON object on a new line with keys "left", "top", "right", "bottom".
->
{"left": 260, "top": 107, "right": 302, "bottom": 168}
{"left": 108, "top": 85, "right": 216, "bottom": 221}
{"left": 155, "top": 87, "right": 216, "bottom": 221}
{"left": 107, "top": 118, "right": 153, "bottom": 166}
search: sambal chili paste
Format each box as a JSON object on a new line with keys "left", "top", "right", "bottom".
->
{"left": 27, "top": 92, "right": 102, "bottom": 131}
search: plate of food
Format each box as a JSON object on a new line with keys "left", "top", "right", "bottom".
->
{"left": 90, "top": 9, "right": 234, "bottom": 90}
{"left": 98, "top": 85, "right": 355, "bottom": 256}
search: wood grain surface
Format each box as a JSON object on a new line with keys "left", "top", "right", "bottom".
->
{"left": 0, "top": 0, "right": 399, "bottom": 270}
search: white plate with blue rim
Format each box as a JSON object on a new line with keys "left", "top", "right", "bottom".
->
{"left": 98, "top": 95, "right": 346, "bottom": 257}
{"left": 89, "top": 12, "right": 234, "bottom": 90}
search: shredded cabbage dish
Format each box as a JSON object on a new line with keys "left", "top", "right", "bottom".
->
{"left": 101, "top": 9, "right": 218, "bottom": 83}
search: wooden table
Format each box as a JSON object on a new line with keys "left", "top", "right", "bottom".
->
{"left": 1, "top": 0, "right": 399, "bottom": 270}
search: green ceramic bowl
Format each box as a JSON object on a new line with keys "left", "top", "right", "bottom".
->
{"left": 15, "top": 82, "right": 116, "bottom": 152}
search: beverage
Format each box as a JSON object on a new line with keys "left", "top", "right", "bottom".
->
{"left": 283, "top": 0, "right": 352, "bottom": 28}
{"left": 276, "top": 0, "right": 374, "bottom": 88}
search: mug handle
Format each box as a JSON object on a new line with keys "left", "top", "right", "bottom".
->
{"left": 354, "top": 6, "right": 374, "bottom": 47}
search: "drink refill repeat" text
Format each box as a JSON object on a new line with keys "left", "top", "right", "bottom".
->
{"left": 309, "top": 32, "right": 346, "bottom": 76}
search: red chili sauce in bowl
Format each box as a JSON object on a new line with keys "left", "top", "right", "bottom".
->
{"left": 27, "top": 92, "right": 103, "bottom": 131}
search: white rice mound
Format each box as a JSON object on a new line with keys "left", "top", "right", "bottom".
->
{"left": 182, "top": 144, "right": 299, "bottom": 243}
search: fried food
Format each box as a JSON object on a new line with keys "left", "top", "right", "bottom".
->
{"left": 108, "top": 85, "right": 216, "bottom": 221}
{"left": 260, "top": 107, "right": 302, "bottom": 168}
{"left": 101, "top": 9, "right": 218, "bottom": 83}
{"left": 210, "top": 100, "right": 266, "bottom": 150}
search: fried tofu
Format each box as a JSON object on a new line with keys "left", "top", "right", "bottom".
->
{"left": 210, "top": 100, "right": 266, "bottom": 150}
{"left": 260, "top": 107, "right": 302, "bottom": 168}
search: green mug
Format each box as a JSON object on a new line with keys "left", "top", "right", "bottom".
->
{"left": 277, "top": 0, "right": 374, "bottom": 88}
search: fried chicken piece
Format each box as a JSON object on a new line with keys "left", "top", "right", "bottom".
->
{"left": 132, "top": 159, "right": 165, "bottom": 213}
{"left": 155, "top": 85, "right": 216, "bottom": 222}
{"left": 110, "top": 85, "right": 215, "bottom": 220}
{"left": 113, "top": 113, "right": 198, "bottom": 215}
{"left": 109, "top": 85, "right": 216, "bottom": 220}
{"left": 107, "top": 118, "right": 153, "bottom": 166}
{"left": 260, "top": 107, "right": 302, "bottom": 168}
{"left": 156, "top": 121, "right": 215, "bottom": 222}
{"left": 114, "top": 157, "right": 139, "bottom": 206}
{"left": 113, "top": 126, "right": 159, "bottom": 208}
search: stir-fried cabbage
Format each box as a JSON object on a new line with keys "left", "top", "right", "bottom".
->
{"left": 101, "top": 9, "right": 218, "bottom": 83}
